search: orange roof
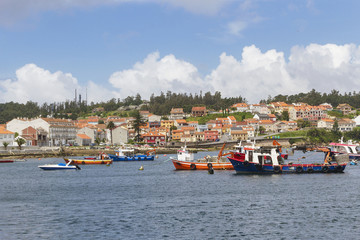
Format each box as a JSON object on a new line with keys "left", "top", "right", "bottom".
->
{"left": 176, "top": 119, "right": 187, "bottom": 124}
{"left": 192, "top": 106, "right": 206, "bottom": 111}
{"left": 141, "top": 132, "right": 165, "bottom": 137}
{"left": 232, "top": 103, "right": 248, "bottom": 108}
{"left": 259, "top": 120, "right": 274, "bottom": 124}
{"left": 181, "top": 126, "right": 195, "bottom": 131}
{"left": 170, "top": 108, "right": 184, "bottom": 114}
{"left": 0, "top": 127, "right": 14, "bottom": 134}
{"left": 77, "top": 134, "right": 91, "bottom": 139}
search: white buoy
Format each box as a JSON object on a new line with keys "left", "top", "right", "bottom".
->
{"left": 139, "top": 165, "right": 144, "bottom": 170}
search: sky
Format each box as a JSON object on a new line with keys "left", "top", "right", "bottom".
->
{"left": 1, "top": 0, "right": 360, "bottom": 104}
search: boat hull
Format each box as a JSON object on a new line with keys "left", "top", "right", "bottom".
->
{"left": 108, "top": 154, "right": 154, "bottom": 161}
{"left": 228, "top": 157, "right": 347, "bottom": 174}
{"left": 172, "top": 159, "right": 234, "bottom": 170}
{"left": 64, "top": 158, "right": 113, "bottom": 165}
{"left": 0, "top": 160, "right": 14, "bottom": 163}
{"left": 38, "top": 165, "right": 77, "bottom": 170}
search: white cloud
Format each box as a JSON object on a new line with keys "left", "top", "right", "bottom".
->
{"left": 3, "top": 43, "right": 360, "bottom": 105}
{"left": 287, "top": 43, "right": 360, "bottom": 93}
{"left": 109, "top": 43, "right": 360, "bottom": 103}
{"left": 0, "top": 64, "right": 117, "bottom": 104}
{"left": 206, "top": 45, "right": 304, "bottom": 102}
{"left": 109, "top": 52, "right": 205, "bottom": 99}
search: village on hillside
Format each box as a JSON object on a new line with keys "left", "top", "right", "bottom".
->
{"left": 0, "top": 102, "right": 357, "bottom": 148}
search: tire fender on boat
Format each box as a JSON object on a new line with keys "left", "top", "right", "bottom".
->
{"left": 322, "top": 166, "right": 329, "bottom": 173}
{"left": 207, "top": 163, "right": 213, "bottom": 169}
{"left": 307, "top": 168, "right": 314, "bottom": 173}
{"left": 82, "top": 161, "right": 85, "bottom": 164}
{"left": 335, "top": 165, "right": 343, "bottom": 173}
{"left": 190, "top": 163, "right": 196, "bottom": 170}
{"left": 243, "top": 161, "right": 250, "bottom": 167}
{"left": 273, "top": 165, "right": 281, "bottom": 174}
{"left": 101, "top": 161, "right": 105, "bottom": 164}
{"left": 296, "top": 166, "right": 303, "bottom": 173}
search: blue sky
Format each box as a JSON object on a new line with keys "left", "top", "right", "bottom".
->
{"left": 1, "top": 0, "right": 360, "bottom": 104}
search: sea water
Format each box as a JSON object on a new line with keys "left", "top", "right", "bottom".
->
{"left": 1, "top": 151, "right": 360, "bottom": 240}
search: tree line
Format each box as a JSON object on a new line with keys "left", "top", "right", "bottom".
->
{"left": 263, "top": 89, "right": 360, "bottom": 108}
{"left": 1, "top": 89, "right": 359, "bottom": 124}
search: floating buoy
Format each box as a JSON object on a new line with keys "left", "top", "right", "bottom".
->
{"left": 163, "top": 154, "right": 167, "bottom": 157}
{"left": 139, "top": 165, "right": 144, "bottom": 170}
{"left": 38, "top": 158, "right": 41, "bottom": 161}
{"left": 156, "top": 155, "right": 159, "bottom": 159}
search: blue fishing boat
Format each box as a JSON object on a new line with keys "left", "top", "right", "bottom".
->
{"left": 108, "top": 146, "right": 155, "bottom": 161}
{"left": 228, "top": 146, "right": 348, "bottom": 174}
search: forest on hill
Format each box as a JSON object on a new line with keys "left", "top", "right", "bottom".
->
{"left": 0, "top": 89, "right": 358, "bottom": 124}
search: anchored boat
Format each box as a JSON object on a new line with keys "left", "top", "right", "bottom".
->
{"left": 64, "top": 158, "right": 113, "bottom": 165}
{"left": 329, "top": 141, "right": 360, "bottom": 161}
{"left": 171, "top": 143, "right": 234, "bottom": 170}
{"left": 39, "top": 160, "right": 81, "bottom": 170}
{"left": 108, "top": 146, "right": 155, "bottom": 161}
{"left": 228, "top": 145, "right": 348, "bottom": 174}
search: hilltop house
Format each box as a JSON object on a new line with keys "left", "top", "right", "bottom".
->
{"left": 191, "top": 106, "right": 207, "bottom": 117}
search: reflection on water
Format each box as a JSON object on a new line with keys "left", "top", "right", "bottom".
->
{"left": 1, "top": 151, "right": 360, "bottom": 239}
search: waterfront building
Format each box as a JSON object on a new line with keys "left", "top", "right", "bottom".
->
{"left": 76, "top": 134, "right": 91, "bottom": 146}
{"left": 230, "top": 130, "right": 248, "bottom": 141}
{"left": 194, "top": 132, "right": 205, "bottom": 141}
{"left": 0, "top": 127, "right": 15, "bottom": 147}
{"left": 7, "top": 118, "right": 77, "bottom": 146}
{"left": 142, "top": 131, "right": 165, "bottom": 145}
{"left": 108, "top": 126, "right": 128, "bottom": 145}
{"left": 204, "top": 130, "right": 219, "bottom": 141}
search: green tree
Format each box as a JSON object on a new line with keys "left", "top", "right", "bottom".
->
{"left": 2, "top": 142, "right": 9, "bottom": 150}
{"left": 280, "top": 111, "right": 289, "bottom": 121}
{"left": 297, "top": 119, "right": 311, "bottom": 129}
{"left": 106, "top": 121, "right": 116, "bottom": 145}
{"left": 258, "top": 126, "right": 266, "bottom": 134}
{"left": 332, "top": 120, "right": 339, "bottom": 131}
{"left": 95, "top": 137, "right": 101, "bottom": 145}
{"left": 132, "top": 110, "right": 144, "bottom": 142}
{"left": 15, "top": 137, "right": 26, "bottom": 150}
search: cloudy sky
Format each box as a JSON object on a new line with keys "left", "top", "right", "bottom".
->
{"left": 1, "top": 0, "right": 360, "bottom": 104}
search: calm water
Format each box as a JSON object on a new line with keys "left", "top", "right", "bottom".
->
{"left": 1, "top": 151, "right": 360, "bottom": 240}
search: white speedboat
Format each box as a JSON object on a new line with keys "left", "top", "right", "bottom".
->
{"left": 38, "top": 160, "right": 81, "bottom": 171}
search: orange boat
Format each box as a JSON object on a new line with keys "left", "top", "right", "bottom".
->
{"left": 171, "top": 143, "right": 240, "bottom": 170}
{"left": 64, "top": 158, "right": 113, "bottom": 165}
{"left": 172, "top": 159, "right": 233, "bottom": 170}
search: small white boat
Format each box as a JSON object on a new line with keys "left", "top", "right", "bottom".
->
{"left": 38, "top": 160, "right": 81, "bottom": 171}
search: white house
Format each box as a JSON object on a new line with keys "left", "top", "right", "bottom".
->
{"left": 0, "top": 127, "right": 15, "bottom": 147}
{"left": 7, "top": 118, "right": 77, "bottom": 146}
